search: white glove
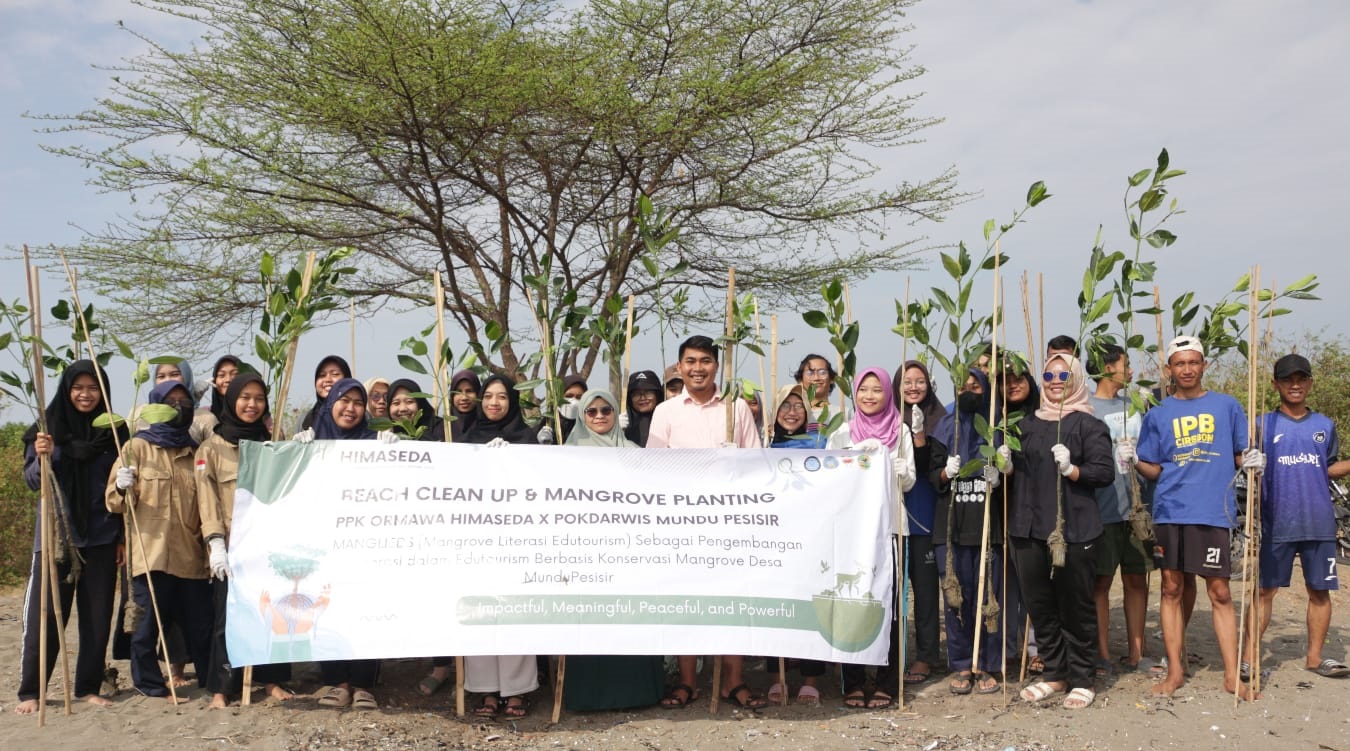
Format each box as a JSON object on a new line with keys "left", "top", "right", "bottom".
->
{"left": 537, "top": 424, "right": 555, "bottom": 444}
{"left": 995, "top": 444, "right": 1012, "bottom": 474}
{"left": 558, "top": 398, "right": 580, "bottom": 421}
{"left": 1116, "top": 437, "right": 1138, "bottom": 466}
{"left": 1241, "top": 448, "right": 1266, "bottom": 473}
{"left": 485, "top": 437, "right": 508, "bottom": 448}
{"left": 945, "top": 455, "right": 962, "bottom": 479}
{"left": 208, "top": 538, "right": 230, "bottom": 581}
{"left": 378, "top": 430, "right": 399, "bottom": 444}
{"left": 854, "top": 438, "right": 885, "bottom": 453}
{"left": 115, "top": 466, "right": 136, "bottom": 490}
{"left": 293, "top": 428, "right": 315, "bottom": 444}
{"left": 910, "top": 404, "right": 924, "bottom": 434}
{"left": 1051, "top": 443, "right": 1074, "bottom": 477}
{"left": 618, "top": 412, "right": 630, "bottom": 430}
{"left": 720, "top": 441, "right": 737, "bottom": 449}
{"left": 982, "top": 464, "right": 1002, "bottom": 488}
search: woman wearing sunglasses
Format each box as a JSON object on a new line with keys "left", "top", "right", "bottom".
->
{"left": 559, "top": 389, "right": 667, "bottom": 711}
{"left": 1001, "top": 354, "right": 1113, "bottom": 710}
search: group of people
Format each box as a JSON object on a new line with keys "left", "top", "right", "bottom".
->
{"left": 14, "top": 331, "right": 1347, "bottom": 717}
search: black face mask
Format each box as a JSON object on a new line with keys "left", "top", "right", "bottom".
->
{"left": 171, "top": 404, "right": 194, "bottom": 429}
{"left": 957, "top": 391, "right": 982, "bottom": 414}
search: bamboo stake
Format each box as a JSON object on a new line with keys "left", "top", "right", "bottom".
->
{"left": 349, "top": 298, "right": 356, "bottom": 373}
{"left": 1249, "top": 278, "right": 1278, "bottom": 697}
{"left": 969, "top": 249, "right": 1001, "bottom": 675}
{"left": 712, "top": 268, "right": 736, "bottom": 715}
{"left": 271, "top": 252, "right": 317, "bottom": 442}
{"left": 1154, "top": 286, "right": 1165, "bottom": 390}
{"left": 551, "top": 655, "right": 567, "bottom": 723}
{"left": 840, "top": 282, "right": 852, "bottom": 417}
{"left": 998, "top": 276, "right": 1010, "bottom": 702}
{"left": 754, "top": 297, "right": 768, "bottom": 447}
{"left": 897, "top": 277, "right": 910, "bottom": 710}
{"left": 1037, "top": 273, "right": 1045, "bottom": 359}
{"left": 1017, "top": 272, "right": 1035, "bottom": 682}
{"left": 26, "top": 253, "right": 72, "bottom": 723}
{"left": 620, "top": 295, "right": 635, "bottom": 408}
{"left": 57, "top": 251, "right": 180, "bottom": 707}
{"left": 770, "top": 310, "right": 782, "bottom": 705}
{"left": 431, "top": 272, "right": 465, "bottom": 716}
{"left": 1235, "top": 267, "right": 1260, "bottom": 706}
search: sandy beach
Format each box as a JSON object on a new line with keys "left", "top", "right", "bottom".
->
{"left": 2, "top": 570, "right": 1348, "bottom": 751}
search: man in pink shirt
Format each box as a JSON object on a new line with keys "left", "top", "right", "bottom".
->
{"left": 648, "top": 335, "right": 765, "bottom": 709}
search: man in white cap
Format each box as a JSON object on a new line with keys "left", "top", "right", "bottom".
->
{"left": 1243, "top": 354, "right": 1350, "bottom": 679}
{"left": 1121, "top": 335, "right": 1265, "bottom": 700}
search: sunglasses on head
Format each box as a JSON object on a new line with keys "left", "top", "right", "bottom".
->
{"left": 584, "top": 406, "right": 615, "bottom": 418}
{"left": 1042, "top": 371, "right": 1071, "bottom": 383}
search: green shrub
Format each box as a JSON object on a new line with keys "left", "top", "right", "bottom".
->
{"left": 0, "top": 421, "right": 38, "bottom": 587}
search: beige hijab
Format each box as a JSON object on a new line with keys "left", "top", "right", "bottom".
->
{"left": 1035, "top": 353, "right": 1095, "bottom": 421}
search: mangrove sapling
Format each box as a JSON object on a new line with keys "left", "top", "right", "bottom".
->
{"left": 635, "top": 194, "right": 689, "bottom": 368}
{"left": 897, "top": 181, "right": 1050, "bottom": 607}
{"left": 802, "top": 278, "right": 857, "bottom": 441}
{"left": 253, "top": 247, "right": 356, "bottom": 438}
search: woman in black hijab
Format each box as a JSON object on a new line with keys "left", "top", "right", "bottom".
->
{"left": 462, "top": 375, "right": 538, "bottom": 446}
{"left": 16, "top": 361, "right": 126, "bottom": 713}
{"left": 622, "top": 370, "right": 664, "bottom": 447}
{"left": 207, "top": 355, "right": 245, "bottom": 420}
{"left": 300, "top": 355, "right": 352, "bottom": 431}
{"left": 386, "top": 378, "right": 446, "bottom": 441}
{"left": 448, "top": 369, "right": 480, "bottom": 441}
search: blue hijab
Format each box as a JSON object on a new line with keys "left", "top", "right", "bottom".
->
{"left": 313, "top": 378, "right": 376, "bottom": 440}
{"left": 931, "top": 368, "right": 993, "bottom": 465}
{"left": 134, "top": 380, "right": 198, "bottom": 449}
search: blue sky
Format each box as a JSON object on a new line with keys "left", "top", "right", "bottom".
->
{"left": 2, "top": 1, "right": 1347, "bottom": 419}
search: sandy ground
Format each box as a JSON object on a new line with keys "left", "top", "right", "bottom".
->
{"left": 2, "top": 568, "right": 1349, "bottom": 751}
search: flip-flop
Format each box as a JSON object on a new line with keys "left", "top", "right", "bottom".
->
{"left": 1062, "top": 687, "right": 1095, "bottom": 709}
{"left": 795, "top": 685, "right": 820, "bottom": 706}
{"left": 1308, "top": 659, "right": 1350, "bottom": 678}
{"left": 843, "top": 690, "right": 868, "bottom": 708}
{"left": 473, "top": 694, "right": 501, "bottom": 716}
{"left": 948, "top": 672, "right": 973, "bottom": 695}
{"left": 866, "top": 690, "right": 894, "bottom": 709}
{"left": 1019, "top": 680, "right": 1062, "bottom": 703}
{"left": 904, "top": 667, "right": 933, "bottom": 685}
{"left": 502, "top": 695, "right": 531, "bottom": 718}
{"left": 974, "top": 671, "right": 1001, "bottom": 694}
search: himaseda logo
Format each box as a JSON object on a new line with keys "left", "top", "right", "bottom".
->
{"left": 1277, "top": 452, "right": 1322, "bottom": 468}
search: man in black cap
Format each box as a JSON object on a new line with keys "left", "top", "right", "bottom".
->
{"left": 1243, "top": 354, "right": 1350, "bottom": 679}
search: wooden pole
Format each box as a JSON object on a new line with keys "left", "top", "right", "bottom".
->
{"left": 840, "top": 282, "right": 852, "bottom": 417}
{"left": 430, "top": 272, "right": 465, "bottom": 715}
{"left": 897, "top": 277, "right": 910, "bottom": 710}
{"left": 620, "top": 295, "right": 635, "bottom": 407}
{"left": 769, "top": 315, "right": 778, "bottom": 432}
{"left": 754, "top": 297, "right": 768, "bottom": 446}
{"left": 1249, "top": 277, "right": 1278, "bottom": 697}
{"left": 57, "top": 251, "right": 184, "bottom": 705}
{"left": 349, "top": 297, "right": 356, "bottom": 372}
{"left": 271, "top": 252, "right": 317, "bottom": 442}
{"left": 1037, "top": 272, "right": 1045, "bottom": 359}
{"left": 969, "top": 248, "right": 1000, "bottom": 675}
{"left": 551, "top": 655, "right": 567, "bottom": 723}
{"left": 1018, "top": 272, "right": 1035, "bottom": 681}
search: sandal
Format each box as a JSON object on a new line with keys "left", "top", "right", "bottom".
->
{"left": 721, "top": 683, "right": 768, "bottom": 710}
{"left": 351, "top": 689, "right": 378, "bottom": 710}
{"left": 766, "top": 681, "right": 786, "bottom": 704}
{"left": 1027, "top": 656, "right": 1045, "bottom": 675}
{"left": 417, "top": 674, "right": 447, "bottom": 697}
{"left": 317, "top": 686, "right": 351, "bottom": 708}
{"left": 1062, "top": 687, "right": 1095, "bottom": 709}
{"left": 661, "top": 683, "right": 698, "bottom": 708}
{"left": 1308, "top": 658, "right": 1350, "bottom": 678}
{"left": 795, "top": 685, "right": 820, "bottom": 706}
{"left": 502, "top": 695, "right": 531, "bottom": 718}
{"left": 975, "top": 671, "right": 1001, "bottom": 695}
{"left": 948, "top": 671, "right": 973, "bottom": 695}
{"left": 843, "top": 689, "right": 868, "bottom": 708}
{"left": 1019, "top": 680, "right": 1063, "bottom": 703}
{"left": 866, "top": 690, "right": 894, "bottom": 709}
{"left": 473, "top": 693, "right": 501, "bottom": 717}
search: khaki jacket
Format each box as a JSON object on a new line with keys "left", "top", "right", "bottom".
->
{"left": 195, "top": 433, "right": 238, "bottom": 543}
{"left": 105, "top": 437, "right": 208, "bottom": 580}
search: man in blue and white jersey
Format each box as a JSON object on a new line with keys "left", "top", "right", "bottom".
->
{"left": 1245, "top": 354, "right": 1350, "bottom": 679}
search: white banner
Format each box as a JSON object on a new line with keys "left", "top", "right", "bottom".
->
{"left": 226, "top": 440, "right": 896, "bottom": 666}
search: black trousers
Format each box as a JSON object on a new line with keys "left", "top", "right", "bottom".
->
{"left": 205, "top": 577, "right": 290, "bottom": 696}
{"left": 905, "top": 534, "right": 941, "bottom": 667}
{"left": 130, "top": 572, "right": 213, "bottom": 696}
{"left": 17, "top": 544, "right": 118, "bottom": 701}
{"left": 841, "top": 539, "right": 902, "bottom": 695}
{"left": 320, "top": 660, "right": 380, "bottom": 689}
{"left": 1010, "top": 536, "right": 1099, "bottom": 691}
